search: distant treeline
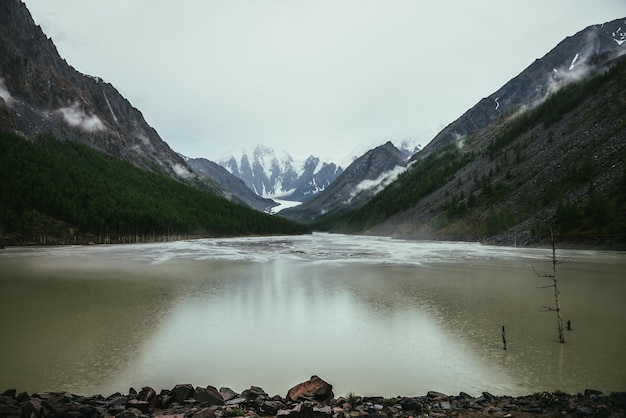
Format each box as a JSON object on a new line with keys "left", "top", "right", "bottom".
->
{"left": 0, "top": 132, "right": 309, "bottom": 245}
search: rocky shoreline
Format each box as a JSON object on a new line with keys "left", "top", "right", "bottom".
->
{"left": 2, "top": 376, "right": 625, "bottom": 418}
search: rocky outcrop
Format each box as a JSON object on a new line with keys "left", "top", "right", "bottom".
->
{"left": 1, "top": 383, "right": 625, "bottom": 418}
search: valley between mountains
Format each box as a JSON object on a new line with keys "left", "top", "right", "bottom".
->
{"left": 0, "top": 0, "right": 625, "bottom": 248}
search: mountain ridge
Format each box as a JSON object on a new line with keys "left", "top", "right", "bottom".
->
{"left": 300, "top": 17, "right": 626, "bottom": 248}
{"left": 219, "top": 145, "right": 343, "bottom": 202}
{"left": 322, "top": 54, "right": 626, "bottom": 248}
{"left": 279, "top": 141, "right": 408, "bottom": 224}
{"left": 0, "top": 0, "right": 189, "bottom": 177}
{"left": 417, "top": 18, "right": 626, "bottom": 159}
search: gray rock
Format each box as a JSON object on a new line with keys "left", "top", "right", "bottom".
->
{"left": 138, "top": 386, "right": 157, "bottom": 410}
{"left": 194, "top": 386, "right": 225, "bottom": 406}
{"left": 225, "top": 397, "right": 247, "bottom": 406}
{"left": 172, "top": 384, "right": 195, "bottom": 404}
{"left": 219, "top": 387, "right": 239, "bottom": 402}
{"left": 577, "top": 406, "right": 595, "bottom": 415}
{"left": 427, "top": 391, "right": 447, "bottom": 400}
{"left": 126, "top": 399, "right": 150, "bottom": 414}
{"left": 398, "top": 397, "right": 422, "bottom": 411}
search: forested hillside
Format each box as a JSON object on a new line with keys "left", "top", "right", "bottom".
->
{"left": 316, "top": 57, "right": 626, "bottom": 249}
{"left": 0, "top": 133, "right": 310, "bottom": 245}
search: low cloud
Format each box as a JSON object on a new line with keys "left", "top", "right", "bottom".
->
{"left": 171, "top": 163, "right": 195, "bottom": 180}
{"left": 347, "top": 164, "right": 408, "bottom": 203}
{"left": 56, "top": 103, "right": 106, "bottom": 132}
{"left": 0, "top": 78, "right": 16, "bottom": 106}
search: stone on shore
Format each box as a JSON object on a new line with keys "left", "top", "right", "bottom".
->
{"left": 1, "top": 383, "right": 625, "bottom": 418}
{"left": 193, "top": 386, "right": 225, "bottom": 406}
{"left": 287, "top": 375, "right": 334, "bottom": 403}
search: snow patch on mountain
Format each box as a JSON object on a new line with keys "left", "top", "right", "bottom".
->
{"left": 268, "top": 199, "right": 302, "bottom": 214}
{"left": 613, "top": 24, "right": 626, "bottom": 45}
{"left": 219, "top": 145, "right": 343, "bottom": 202}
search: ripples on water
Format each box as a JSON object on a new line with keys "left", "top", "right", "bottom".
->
{"left": 1, "top": 233, "right": 624, "bottom": 397}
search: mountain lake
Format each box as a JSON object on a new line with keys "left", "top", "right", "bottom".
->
{"left": 1, "top": 233, "right": 625, "bottom": 397}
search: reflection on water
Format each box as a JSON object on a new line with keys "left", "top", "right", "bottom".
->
{"left": 0, "top": 234, "right": 625, "bottom": 397}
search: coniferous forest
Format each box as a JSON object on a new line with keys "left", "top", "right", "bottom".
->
{"left": 0, "top": 132, "right": 310, "bottom": 245}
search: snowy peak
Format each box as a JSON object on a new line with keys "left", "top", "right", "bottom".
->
{"left": 219, "top": 146, "right": 343, "bottom": 202}
{"left": 279, "top": 141, "right": 408, "bottom": 224}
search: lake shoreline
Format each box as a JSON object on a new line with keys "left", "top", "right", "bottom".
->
{"left": 2, "top": 233, "right": 626, "bottom": 252}
{"left": 2, "top": 377, "right": 625, "bottom": 418}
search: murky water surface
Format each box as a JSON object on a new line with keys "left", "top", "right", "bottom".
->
{"left": 1, "top": 234, "right": 625, "bottom": 397}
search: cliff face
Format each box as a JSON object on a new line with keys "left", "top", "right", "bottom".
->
{"left": 0, "top": 0, "right": 190, "bottom": 177}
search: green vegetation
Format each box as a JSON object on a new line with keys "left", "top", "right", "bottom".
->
{"left": 533, "top": 391, "right": 559, "bottom": 408}
{"left": 313, "top": 144, "right": 475, "bottom": 232}
{"left": 345, "top": 392, "right": 359, "bottom": 405}
{"left": 225, "top": 408, "right": 245, "bottom": 417}
{"left": 549, "top": 173, "right": 626, "bottom": 242}
{"left": 0, "top": 132, "right": 309, "bottom": 244}
{"left": 487, "top": 59, "right": 625, "bottom": 158}
{"left": 312, "top": 57, "right": 626, "bottom": 248}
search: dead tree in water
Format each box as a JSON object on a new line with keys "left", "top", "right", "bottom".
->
{"left": 532, "top": 227, "right": 565, "bottom": 343}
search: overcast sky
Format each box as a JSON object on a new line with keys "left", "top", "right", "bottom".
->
{"left": 23, "top": 1, "right": 625, "bottom": 163}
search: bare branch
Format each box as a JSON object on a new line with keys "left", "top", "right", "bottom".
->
{"left": 541, "top": 306, "right": 556, "bottom": 312}
{"left": 536, "top": 284, "right": 555, "bottom": 289}
{"left": 556, "top": 256, "right": 571, "bottom": 265}
{"left": 532, "top": 265, "right": 554, "bottom": 278}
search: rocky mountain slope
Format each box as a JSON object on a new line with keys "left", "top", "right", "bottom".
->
{"left": 279, "top": 141, "right": 409, "bottom": 224}
{"left": 284, "top": 18, "right": 626, "bottom": 236}
{"left": 0, "top": 0, "right": 191, "bottom": 176}
{"left": 322, "top": 53, "right": 626, "bottom": 249}
{"left": 419, "top": 18, "right": 626, "bottom": 158}
{"left": 219, "top": 146, "right": 343, "bottom": 202}
{"left": 186, "top": 157, "right": 277, "bottom": 212}
{"left": 0, "top": 0, "right": 287, "bottom": 210}
{"left": 0, "top": 0, "right": 311, "bottom": 243}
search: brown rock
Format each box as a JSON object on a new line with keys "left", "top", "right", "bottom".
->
{"left": 287, "top": 376, "right": 334, "bottom": 403}
{"left": 194, "top": 386, "right": 225, "bottom": 406}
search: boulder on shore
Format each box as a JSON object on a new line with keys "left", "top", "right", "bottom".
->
{"left": 287, "top": 375, "right": 333, "bottom": 403}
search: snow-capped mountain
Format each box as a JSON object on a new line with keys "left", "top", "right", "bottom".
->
{"left": 279, "top": 141, "right": 409, "bottom": 224}
{"left": 219, "top": 146, "right": 343, "bottom": 202}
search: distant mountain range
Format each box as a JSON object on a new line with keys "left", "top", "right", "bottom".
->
{"left": 185, "top": 156, "right": 277, "bottom": 212}
{"left": 2, "top": 0, "right": 624, "bottom": 248}
{"left": 218, "top": 146, "right": 344, "bottom": 202}
{"left": 280, "top": 141, "right": 410, "bottom": 223}
{"left": 0, "top": 0, "right": 308, "bottom": 243}
{"left": 296, "top": 18, "right": 626, "bottom": 248}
